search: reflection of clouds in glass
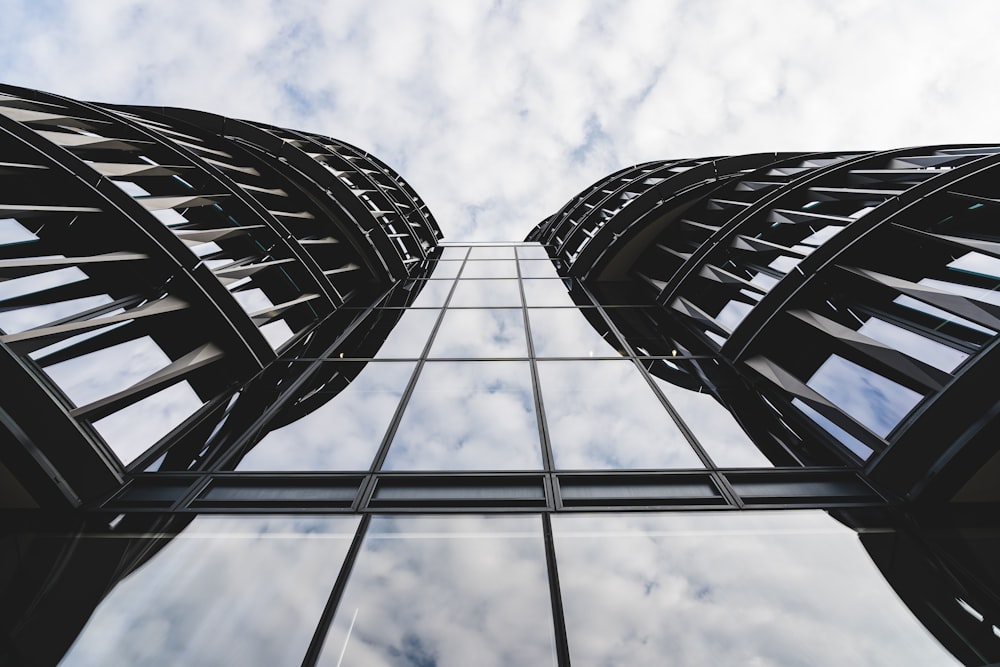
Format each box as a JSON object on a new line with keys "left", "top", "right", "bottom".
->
{"left": 429, "top": 308, "right": 527, "bottom": 358}
{"left": 793, "top": 398, "right": 873, "bottom": 460}
{"left": 370, "top": 309, "right": 440, "bottom": 359}
{"left": 437, "top": 248, "right": 468, "bottom": 260}
{"left": 448, "top": 279, "right": 522, "bottom": 307}
{"left": 427, "top": 261, "right": 462, "bottom": 279}
{"left": 92, "top": 380, "right": 203, "bottom": 465}
{"left": 409, "top": 280, "right": 454, "bottom": 307}
{"left": 528, "top": 308, "right": 624, "bottom": 357}
{"left": 537, "top": 360, "right": 702, "bottom": 469}
{"left": 515, "top": 245, "right": 551, "bottom": 260}
{"left": 947, "top": 250, "right": 1000, "bottom": 280}
{"left": 894, "top": 294, "right": 994, "bottom": 336}
{"left": 0, "top": 266, "right": 87, "bottom": 301}
{"left": 518, "top": 260, "right": 560, "bottom": 278}
{"left": 921, "top": 276, "right": 1000, "bottom": 308}
{"left": 38, "top": 333, "right": 205, "bottom": 465}
{"left": 857, "top": 317, "right": 967, "bottom": 373}
{"left": 44, "top": 336, "right": 173, "bottom": 405}
{"left": 0, "top": 217, "right": 37, "bottom": 243}
{"left": 715, "top": 298, "right": 753, "bottom": 331}
{"left": 460, "top": 260, "right": 519, "bottom": 278}
{"left": 646, "top": 361, "right": 770, "bottom": 467}
{"left": 237, "top": 362, "right": 417, "bottom": 471}
{"left": 552, "top": 512, "right": 959, "bottom": 667}
{"left": 0, "top": 293, "right": 114, "bottom": 333}
{"left": 61, "top": 515, "right": 360, "bottom": 667}
{"left": 467, "top": 247, "right": 515, "bottom": 259}
{"left": 384, "top": 361, "right": 542, "bottom": 470}
{"left": 807, "top": 355, "right": 922, "bottom": 437}
{"left": 317, "top": 515, "right": 556, "bottom": 667}
{"left": 522, "top": 278, "right": 577, "bottom": 306}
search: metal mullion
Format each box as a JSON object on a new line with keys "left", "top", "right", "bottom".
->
{"left": 518, "top": 248, "right": 557, "bottom": 484}
{"left": 300, "top": 513, "right": 371, "bottom": 667}
{"left": 541, "top": 513, "right": 573, "bottom": 667}
{"left": 629, "top": 340, "right": 720, "bottom": 468}
{"left": 365, "top": 250, "right": 465, "bottom": 476}
{"left": 577, "top": 285, "right": 725, "bottom": 473}
{"left": 207, "top": 287, "right": 397, "bottom": 471}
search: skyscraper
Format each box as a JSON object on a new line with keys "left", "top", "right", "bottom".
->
{"left": 1, "top": 86, "right": 997, "bottom": 666}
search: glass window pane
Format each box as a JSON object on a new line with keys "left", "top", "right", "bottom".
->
{"left": 448, "top": 279, "right": 522, "bottom": 307}
{"left": 793, "top": 398, "right": 874, "bottom": 460}
{"left": 948, "top": 250, "right": 1000, "bottom": 280}
{"left": 384, "top": 361, "right": 542, "bottom": 470}
{"left": 522, "top": 278, "right": 577, "bottom": 306}
{"left": 92, "top": 381, "right": 204, "bottom": 465}
{"left": 518, "top": 260, "right": 561, "bottom": 278}
{"left": 646, "top": 360, "right": 772, "bottom": 467}
{"left": 468, "top": 246, "right": 515, "bottom": 259}
{"left": 368, "top": 309, "right": 440, "bottom": 359}
{"left": 430, "top": 309, "right": 528, "bottom": 358}
{"left": 236, "top": 362, "right": 416, "bottom": 471}
{"left": 857, "top": 317, "right": 968, "bottom": 372}
{"left": 61, "top": 515, "right": 360, "bottom": 667}
{"left": 528, "top": 308, "right": 626, "bottom": 357}
{"left": 427, "top": 261, "right": 463, "bottom": 279}
{"left": 516, "top": 245, "right": 551, "bottom": 259}
{"left": 537, "top": 360, "right": 703, "bottom": 469}
{"left": 460, "top": 260, "right": 519, "bottom": 278}
{"left": 807, "top": 355, "right": 923, "bottom": 437}
{"left": 437, "top": 247, "right": 469, "bottom": 260}
{"left": 409, "top": 280, "right": 454, "bottom": 307}
{"left": 552, "top": 512, "right": 960, "bottom": 666}
{"left": 317, "top": 515, "right": 557, "bottom": 667}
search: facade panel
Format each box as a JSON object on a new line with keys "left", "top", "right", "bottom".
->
{"left": 1, "top": 85, "right": 998, "bottom": 666}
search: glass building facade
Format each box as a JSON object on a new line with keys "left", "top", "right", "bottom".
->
{"left": 1, "top": 86, "right": 999, "bottom": 666}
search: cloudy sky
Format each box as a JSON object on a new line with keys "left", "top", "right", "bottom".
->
{"left": 1, "top": 0, "right": 998, "bottom": 240}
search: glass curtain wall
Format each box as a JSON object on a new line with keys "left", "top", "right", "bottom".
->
{"left": 3, "top": 243, "right": 996, "bottom": 667}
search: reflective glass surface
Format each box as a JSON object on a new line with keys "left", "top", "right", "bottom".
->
{"left": 515, "top": 245, "right": 552, "bottom": 259}
{"left": 646, "top": 361, "right": 772, "bottom": 467}
{"left": 44, "top": 336, "right": 173, "bottom": 407}
{"left": 808, "top": 354, "right": 923, "bottom": 437}
{"left": 408, "top": 280, "right": 454, "bottom": 307}
{"left": 426, "top": 260, "right": 463, "bottom": 279}
{"left": 528, "top": 308, "right": 625, "bottom": 357}
{"left": 367, "top": 309, "right": 440, "bottom": 359}
{"left": 91, "top": 381, "right": 204, "bottom": 465}
{"left": 518, "top": 259, "right": 561, "bottom": 278}
{"left": 237, "top": 362, "right": 416, "bottom": 471}
{"left": 317, "top": 514, "right": 557, "bottom": 667}
{"left": 537, "top": 360, "right": 703, "bottom": 469}
{"left": 384, "top": 361, "right": 542, "bottom": 470}
{"left": 59, "top": 515, "right": 360, "bottom": 667}
{"left": 793, "top": 398, "right": 874, "bottom": 460}
{"left": 468, "top": 246, "right": 515, "bottom": 259}
{"left": 429, "top": 308, "right": 528, "bottom": 358}
{"left": 552, "top": 512, "right": 960, "bottom": 667}
{"left": 448, "top": 279, "right": 522, "bottom": 307}
{"left": 460, "top": 260, "right": 520, "bottom": 278}
{"left": 437, "top": 247, "right": 469, "bottom": 260}
{"left": 857, "top": 316, "right": 968, "bottom": 372}
{"left": 522, "top": 278, "right": 578, "bottom": 306}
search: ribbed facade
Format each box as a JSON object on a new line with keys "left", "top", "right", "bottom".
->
{"left": 0, "top": 83, "right": 441, "bottom": 507}
{"left": 530, "top": 147, "right": 1000, "bottom": 503}
{"left": 1, "top": 85, "right": 997, "bottom": 667}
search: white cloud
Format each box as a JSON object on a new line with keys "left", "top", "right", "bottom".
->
{"left": 2, "top": 0, "right": 999, "bottom": 241}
